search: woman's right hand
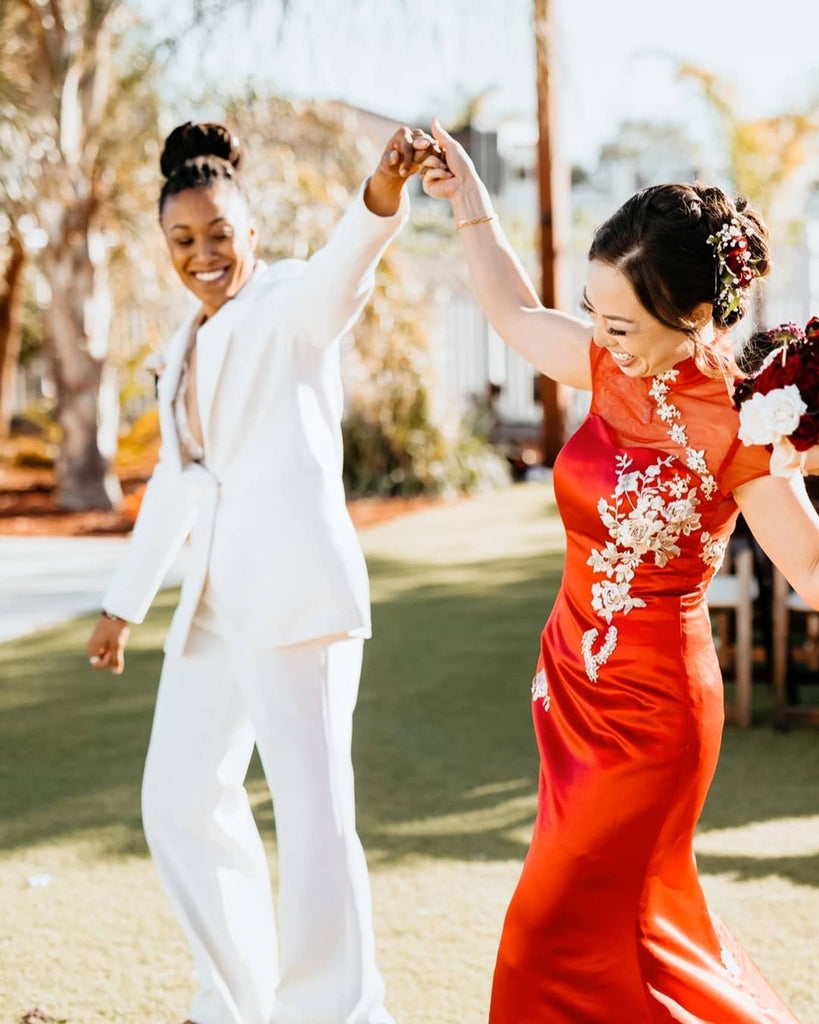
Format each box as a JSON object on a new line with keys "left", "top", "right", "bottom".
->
{"left": 421, "top": 118, "right": 478, "bottom": 203}
{"left": 86, "top": 614, "right": 130, "bottom": 675}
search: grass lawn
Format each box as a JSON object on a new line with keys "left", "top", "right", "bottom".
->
{"left": 1, "top": 482, "right": 817, "bottom": 1023}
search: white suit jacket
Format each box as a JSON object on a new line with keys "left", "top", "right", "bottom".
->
{"left": 103, "top": 185, "right": 408, "bottom": 655}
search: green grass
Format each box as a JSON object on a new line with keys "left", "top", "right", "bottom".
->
{"left": 1, "top": 483, "right": 817, "bottom": 1023}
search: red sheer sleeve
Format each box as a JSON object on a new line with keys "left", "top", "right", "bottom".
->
{"left": 717, "top": 435, "right": 771, "bottom": 494}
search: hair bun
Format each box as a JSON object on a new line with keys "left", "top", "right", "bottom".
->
{"left": 160, "top": 121, "right": 243, "bottom": 179}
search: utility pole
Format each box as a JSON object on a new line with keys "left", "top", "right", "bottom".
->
{"left": 534, "top": 0, "right": 569, "bottom": 464}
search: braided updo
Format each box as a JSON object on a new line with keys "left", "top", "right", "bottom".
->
{"left": 588, "top": 183, "right": 770, "bottom": 342}
{"left": 158, "top": 121, "right": 245, "bottom": 215}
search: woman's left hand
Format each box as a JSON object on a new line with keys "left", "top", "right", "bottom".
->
{"left": 364, "top": 127, "right": 447, "bottom": 216}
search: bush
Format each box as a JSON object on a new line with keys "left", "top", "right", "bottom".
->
{"left": 342, "top": 403, "right": 510, "bottom": 498}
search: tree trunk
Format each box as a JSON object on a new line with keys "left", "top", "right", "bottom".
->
{"left": 0, "top": 234, "right": 26, "bottom": 439}
{"left": 41, "top": 203, "right": 122, "bottom": 511}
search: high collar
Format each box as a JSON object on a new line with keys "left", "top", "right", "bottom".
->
{"left": 646, "top": 355, "right": 706, "bottom": 390}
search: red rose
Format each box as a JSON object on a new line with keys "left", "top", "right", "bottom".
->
{"left": 724, "top": 247, "right": 748, "bottom": 274}
{"left": 754, "top": 356, "right": 799, "bottom": 393}
{"left": 791, "top": 413, "right": 819, "bottom": 450}
{"left": 799, "top": 356, "right": 819, "bottom": 393}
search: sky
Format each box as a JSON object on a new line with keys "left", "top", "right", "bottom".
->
{"left": 154, "top": 0, "right": 819, "bottom": 169}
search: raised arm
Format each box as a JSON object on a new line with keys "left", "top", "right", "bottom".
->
{"left": 288, "top": 127, "right": 442, "bottom": 349}
{"left": 734, "top": 466, "right": 819, "bottom": 609}
{"left": 422, "top": 120, "right": 592, "bottom": 390}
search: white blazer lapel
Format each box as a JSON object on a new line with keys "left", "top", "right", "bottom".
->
{"left": 157, "top": 309, "right": 199, "bottom": 472}
{"left": 196, "top": 262, "right": 268, "bottom": 455}
{"left": 195, "top": 301, "right": 241, "bottom": 457}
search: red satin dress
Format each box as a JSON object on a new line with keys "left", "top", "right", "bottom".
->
{"left": 489, "top": 344, "right": 799, "bottom": 1023}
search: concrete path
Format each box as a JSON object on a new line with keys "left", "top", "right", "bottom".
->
{"left": 0, "top": 536, "right": 191, "bottom": 643}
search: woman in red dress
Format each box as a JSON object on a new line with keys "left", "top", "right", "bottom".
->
{"left": 422, "top": 122, "right": 819, "bottom": 1022}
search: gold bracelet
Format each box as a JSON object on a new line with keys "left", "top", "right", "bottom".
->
{"left": 456, "top": 214, "right": 495, "bottom": 231}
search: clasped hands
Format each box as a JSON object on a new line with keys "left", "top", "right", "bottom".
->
{"left": 366, "top": 120, "right": 467, "bottom": 215}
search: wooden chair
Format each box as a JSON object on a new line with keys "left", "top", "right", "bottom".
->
{"left": 706, "top": 538, "right": 758, "bottom": 728}
{"left": 771, "top": 568, "right": 819, "bottom": 727}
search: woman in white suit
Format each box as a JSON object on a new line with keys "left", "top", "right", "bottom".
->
{"left": 86, "top": 121, "right": 442, "bottom": 1024}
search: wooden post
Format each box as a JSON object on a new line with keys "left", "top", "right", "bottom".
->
{"left": 534, "top": 0, "right": 569, "bottom": 465}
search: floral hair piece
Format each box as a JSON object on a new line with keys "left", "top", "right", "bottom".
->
{"left": 733, "top": 316, "right": 819, "bottom": 477}
{"left": 706, "top": 219, "right": 757, "bottom": 320}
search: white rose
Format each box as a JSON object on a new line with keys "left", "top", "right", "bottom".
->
{"left": 739, "top": 386, "right": 807, "bottom": 447}
{"left": 737, "top": 391, "right": 779, "bottom": 446}
{"left": 764, "top": 384, "right": 808, "bottom": 438}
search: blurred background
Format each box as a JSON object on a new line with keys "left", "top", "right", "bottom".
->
{"left": 4, "top": 0, "right": 819, "bottom": 527}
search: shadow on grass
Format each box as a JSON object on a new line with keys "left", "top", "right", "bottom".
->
{"left": 695, "top": 851, "right": 819, "bottom": 888}
{"left": 1, "top": 543, "right": 818, "bottom": 889}
{"left": 0, "top": 592, "right": 176, "bottom": 858}
{"left": 340, "top": 553, "right": 561, "bottom": 864}
{"left": 698, "top": 722, "right": 819, "bottom": 837}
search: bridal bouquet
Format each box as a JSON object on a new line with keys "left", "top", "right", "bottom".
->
{"left": 733, "top": 318, "right": 819, "bottom": 477}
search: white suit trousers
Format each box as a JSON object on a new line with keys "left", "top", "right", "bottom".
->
{"left": 140, "top": 609, "right": 393, "bottom": 1024}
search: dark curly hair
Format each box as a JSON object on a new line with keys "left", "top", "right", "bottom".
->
{"left": 158, "top": 121, "right": 245, "bottom": 215}
{"left": 588, "top": 183, "right": 771, "bottom": 378}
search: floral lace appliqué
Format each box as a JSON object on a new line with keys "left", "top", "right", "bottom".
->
{"left": 648, "top": 371, "right": 718, "bottom": 505}
{"left": 582, "top": 452, "right": 702, "bottom": 681}
{"left": 582, "top": 369, "right": 725, "bottom": 683}
{"left": 581, "top": 625, "right": 619, "bottom": 684}
{"left": 701, "top": 532, "right": 729, "bottom": 571}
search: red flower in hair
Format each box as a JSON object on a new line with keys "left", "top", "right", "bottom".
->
{"left": 707, "top": 220, "right": 760, "bottom": 319}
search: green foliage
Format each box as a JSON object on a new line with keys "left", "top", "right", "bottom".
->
{"left": 342, "top": 401, "right": 510, "bottom": 498}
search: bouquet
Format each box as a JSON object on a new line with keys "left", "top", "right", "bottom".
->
{"left": 733, "top": 317, "right": 819, "bottom": 477}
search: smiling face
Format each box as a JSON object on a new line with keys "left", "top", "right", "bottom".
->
{"left": 583, "top": 260, "right": 703, "bottom": 378}
{"left": 160, "top": 184, "right": 257, "bottom": 318}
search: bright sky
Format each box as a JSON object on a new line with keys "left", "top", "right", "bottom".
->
{"left": 156, "top": 0, "right": 819, "bottom": 169}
